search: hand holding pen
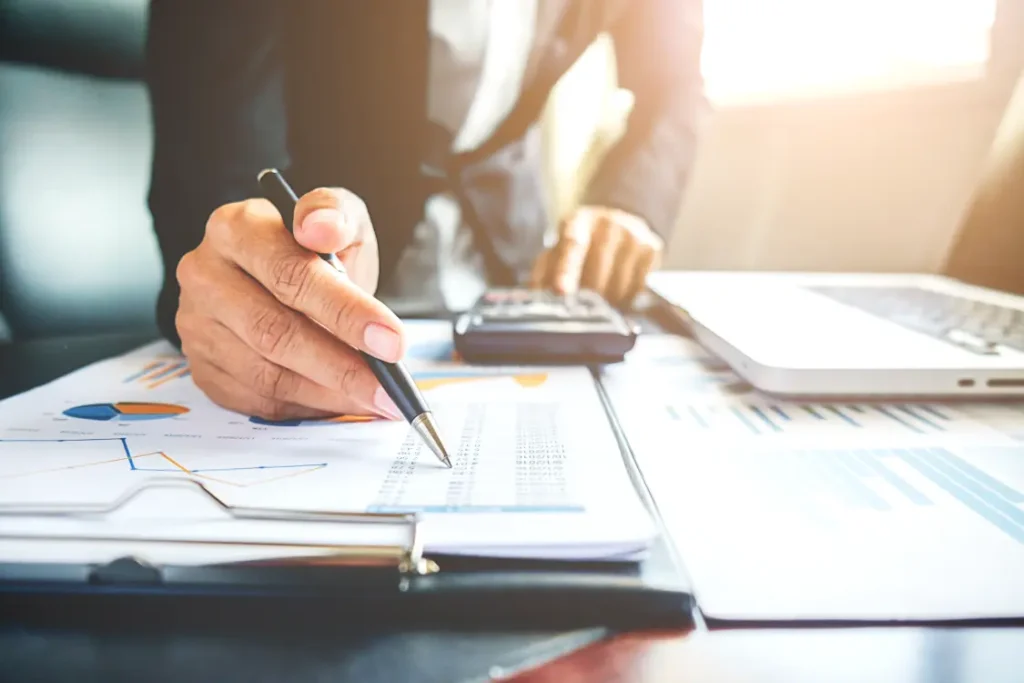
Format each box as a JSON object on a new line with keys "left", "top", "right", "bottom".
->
{"left": 173, "top": 170, "right": 450, "bottom": 466}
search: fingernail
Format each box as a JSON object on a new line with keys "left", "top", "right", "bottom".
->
{"left": 374, "top": 386, "right": 402, "bottom": 420}
{"left": 364, "top": 323, "right": 401, "bottom": 361}
{"left": 301, "top": 208, "right": 343, "bottom": 233}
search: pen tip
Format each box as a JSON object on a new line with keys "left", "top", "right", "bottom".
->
{"left": 412, "top": 413, "right": 452, "bottom": 468}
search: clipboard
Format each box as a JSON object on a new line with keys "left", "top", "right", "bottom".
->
{"left": 0, "top": 390, "right": 695, "bottom": 631}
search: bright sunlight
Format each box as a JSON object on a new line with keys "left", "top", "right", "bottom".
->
{"left": 701, "top": 0, "right": 999, "bottom": 104}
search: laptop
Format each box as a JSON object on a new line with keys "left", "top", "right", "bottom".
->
{"left": 646, "top": 271, "right": 1024, "bottom": 398}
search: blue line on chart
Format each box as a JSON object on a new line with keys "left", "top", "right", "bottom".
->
{"left": 855, "top": 450, "right": 931, "bottom": 505}
{"left": 927, "top": 447, "right": 1024, "bottom": 504}
{"left": 147, "top": 361, "right": 188, "bottom": 381}
{"left": 0, "top": 437, "right": 326, "bottom": 479}
{"left": 770, "top": 406, "right": 791, "bottom": 421}
{"left": 666, "top": 405, "right": 681, "bottom": 421}
{"left": 730, "top": 406, "right": 760, "bottom": 435}
{"left": 135, "top": 463, "right": 326, "bottom": 473}
{"left": 895, "top": 448, "right": 1024, "bottom": 544}
{"left": 749, "top": 406, "right": 782, "bottom": 432}
{"left": 802, "top": 405, "right": 826, "bottom": 420}
{"left": 928, "top": 447, "right": 1024, "bottom": 504}
{"left": 917, "top": 405, "right": 951, "bottom": 421}
{"left": 873, "top": 406, "right": 924, "bottom": 434}
{"left": 123, "top": 366, "right": 159, "bottom": 383}
{"left": 847, "top": 404, "right": 866, "bottom": 414}
{"left": 826, "top": 406, "right": 861, "bottom": 427}
{"left": 688, "top": 406, "right": 709, "bottom": 428}
{"left": 837, "top": 450, "right": 874, "bottom": 477}
{"left": 795, "top": 450, "right": 888, "bottom": 511}
{"left": 121, "top": 438, "right": 133, "bottom": 468}
{"left": 0, "top": 437, "right": 126, "bottom": 444}
{"left": 897, "top": 405, "right": 945, "bottom": 432}
{"left": 825, "top": 451, "right": 891, "bottom": 511}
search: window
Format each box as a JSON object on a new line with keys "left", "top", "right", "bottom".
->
{"left": 701, "top": 0, "right": 999, "bottom": 104}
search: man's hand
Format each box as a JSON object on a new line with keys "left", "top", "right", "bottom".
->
{"left": 175, "top": 188, "right": 406, "bottom": 422}
{"left": 530, "top": 206, "right": 663, "bottom": 307}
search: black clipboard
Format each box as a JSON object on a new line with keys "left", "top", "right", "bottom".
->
{"left": 0, "top": 375, "right": 694, "bottom": 631}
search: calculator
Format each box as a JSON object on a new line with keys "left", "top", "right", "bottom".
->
{"left": 453, "top": 288, "right": 639, "bottom": 364}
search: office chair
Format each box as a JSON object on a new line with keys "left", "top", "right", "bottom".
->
{"left": 0, "top": 0, "right": 162, "bottom": 342}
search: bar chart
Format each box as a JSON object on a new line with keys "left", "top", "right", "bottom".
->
{"left": 664, "top": 400, "right": 960, "bottom": 436}
{"left": 712, "top": 445, "right": 1024, "bottom": 544}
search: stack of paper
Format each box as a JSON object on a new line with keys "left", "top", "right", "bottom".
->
{"left": 601, "top": 334, "right": 1024, "bottom": 621}
{"left": 0, "top": 321, "right": 654, "bottom": 566}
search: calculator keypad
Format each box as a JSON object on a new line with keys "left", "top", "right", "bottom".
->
{"left": 454, "top": 287, "right": 637, "bottom": 364}
{"left": 478, "top": 289, "right": 612, "bottom": 323}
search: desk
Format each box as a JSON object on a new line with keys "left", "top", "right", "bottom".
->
{"left": 510, "top": 627, "right": 1024, "bottom": 682}
{"left": 2, "top": 332, "right": 1022, "bottom": 682}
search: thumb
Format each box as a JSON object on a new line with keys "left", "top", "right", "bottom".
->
{"left": 293, "top": 187, "right": 363, "bottom": 254}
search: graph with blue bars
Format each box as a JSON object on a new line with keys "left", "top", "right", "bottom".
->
{"left": 665, "top": 401, "right": 957, "bottom": 435}
{"left": 723, "top": 446, "right": 1024, "bottom": 544}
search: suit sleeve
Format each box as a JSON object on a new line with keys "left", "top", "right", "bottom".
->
{"left": 145, "top": 0, "right": 290, "bottom": 347}
{"left": 582, "top": 0, "right": 709, "bottom": 240}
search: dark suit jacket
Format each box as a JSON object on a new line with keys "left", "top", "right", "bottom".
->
{"left": 145, "top": 0, "right": 706, "bottom": 344}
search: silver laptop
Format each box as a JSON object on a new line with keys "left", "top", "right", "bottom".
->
{"left": 646, "top": 271, "right": 1024, "bottom": 398}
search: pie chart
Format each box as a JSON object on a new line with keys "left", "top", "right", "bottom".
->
{"left": 63, "top": 402, "right": 189, "bottom": 422}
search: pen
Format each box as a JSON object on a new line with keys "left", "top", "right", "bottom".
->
{"left": 257, "top": 168, "right": 452, "bottom": 468}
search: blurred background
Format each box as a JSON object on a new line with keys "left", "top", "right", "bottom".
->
{"left": 2, "top": 0, "right": 1024, "bottom": 342}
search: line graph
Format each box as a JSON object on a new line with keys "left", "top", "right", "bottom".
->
{"left": 0, "top": 437, "right": 326, "bottom": 488}
{"left": 123, "top": 357, "right": 191, "bottom": 390}
{"left": 248, "top": 372, "right": 549, "bottom": 426}
{"left": 413, "top": 371, "right": 547, "bottom": 391}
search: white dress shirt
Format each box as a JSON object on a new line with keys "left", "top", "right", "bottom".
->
{"left": 379, "top": 0, "right": 537, "bottom": 314}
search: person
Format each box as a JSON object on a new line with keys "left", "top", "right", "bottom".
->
{"left": 145, "top": 0, "right": 706, "bottom": 423}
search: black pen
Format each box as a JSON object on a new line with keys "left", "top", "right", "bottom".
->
{"left": 257, "top": 168, "right": 452, "bottom": 468}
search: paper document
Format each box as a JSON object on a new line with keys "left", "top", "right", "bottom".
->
{"left": 602, "top": 334, "right": 1024, "bottom": 621}
{"left": 0, "top": 321, "right": 654, "bottom": 565}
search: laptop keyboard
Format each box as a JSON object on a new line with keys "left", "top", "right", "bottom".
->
{"left": 807, "top": 285, "right": 1024, "bottom": 355}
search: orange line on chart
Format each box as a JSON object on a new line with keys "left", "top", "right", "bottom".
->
{"left": 231, "top": 463, "right": 327, "bottom": 487}
{"left": 133, "top": 361, "right": 164, "bottom": 381}
{"left": 150, "top": 450, "right": 191, "bottom": 475}
{"left": 0, "top": 451, "right": 164, "bottom": 480}
{"left": 415, "top": 373, "right": 547, "bottom": 391}
{"left": 148, "top": 365, "right": 191, "bottom": 389}
{"left": 139, "top": 364, "right": 173, "bottom": 383}
{"left": 139, "top": 451, "right": 327, "bottom": 488}
{"left": 0, "top": 444, "right": 327, "bottom": 488}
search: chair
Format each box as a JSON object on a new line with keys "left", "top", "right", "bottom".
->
{"left": 0, "top": 0, "right": 162, "bottom": 342}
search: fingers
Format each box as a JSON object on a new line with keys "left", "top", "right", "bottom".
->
{"left": 293, "top": 187, "right": 369, "bottom": 255}
{"left": 580, "top": 217, "right": 625, "bottom": 295}
{"left": 529, "top": 248, "right": 553, "bottom": 288}
{"left": 181, "top": 256, "right": 399, "bottom": 418}
{"left": 606, "top": 243, "right": 643, "bottom": 305}
{"left": 547, "top": 213, "right": 593, "bottom": 294}
{"left": 204, "top": 198, "right": 404, "bottom": 362}
{"left": 189, "top": 356, "right": 333, "bottom": 423}
{"left": 627, "top": 245, "right": 658, "bottom": 303}
{"left": 531, "top": 207, "right": 663, "bottom": 307}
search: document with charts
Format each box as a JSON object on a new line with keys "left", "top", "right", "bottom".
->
{"left": 601, "top": 334, "right": 1024, "bottom": 621}
{"left": 0, "top": 321, "right": 654, "bottom": 565}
